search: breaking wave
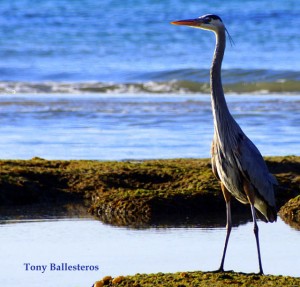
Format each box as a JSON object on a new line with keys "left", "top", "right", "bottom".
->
{"left": 0, "top": 69, "right": 299, "bottom": 94}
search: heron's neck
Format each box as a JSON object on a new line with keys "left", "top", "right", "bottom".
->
{"left": 210, "top": 29, "right": 235, "bottom": 133}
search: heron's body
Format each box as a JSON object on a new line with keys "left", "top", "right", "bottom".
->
{"left": 211, "top": 127, "right": 277, "bottom": 221}
{"left": 209, "top": 27, "right": 277, "bottom": 221}
{"left": 172, "top": 14, "right": 277, "bottom": 274}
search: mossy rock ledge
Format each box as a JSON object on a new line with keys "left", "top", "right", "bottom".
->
{"left": 0, "top": 156, "right": 299, "bottom": 227}
{"left": 88, "top": 156, "right": 300, "bottom": 227}
{"left": 93, "top": 271, "right": 300, "bottom": 287}
{"left": 279, "top": 195, "right": 300, "bottom": 229}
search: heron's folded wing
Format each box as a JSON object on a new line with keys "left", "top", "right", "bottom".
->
{"left": 233, "top": 135, "right": 277, "bottom": 207}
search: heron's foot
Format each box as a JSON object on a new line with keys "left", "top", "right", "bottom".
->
{"left": 210, "top": 269, "right": 224, "bottom": 273}
{"left": 211, "top": 267, "right": 223, "bottom": 273}
{"left": 211, "top": 267, "right": 224, "bottom": 273}
{"left": 211, "top": 268, "right": 234, "bottom": 273}
{"left": 211, "top": 266, "right": 234, "bottom": 273}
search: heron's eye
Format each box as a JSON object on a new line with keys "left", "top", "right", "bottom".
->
{"left": 203, "top": 17, "right": 211, "bottom": 24}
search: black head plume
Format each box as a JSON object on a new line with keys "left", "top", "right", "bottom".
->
{"left": 225, "top": 27, "right": 235, "bottom": 47}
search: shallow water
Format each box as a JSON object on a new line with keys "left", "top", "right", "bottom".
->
{"left": 0, "top": 93, "right": 299, "bottom": 160}
{"left": 0, "top": 217, "right": 299, "bottom": 287}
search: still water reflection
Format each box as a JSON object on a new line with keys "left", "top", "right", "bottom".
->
{"left": 0, "top": 217, "right": 299, "bottom": 287}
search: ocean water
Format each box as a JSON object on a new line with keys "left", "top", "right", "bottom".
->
{"left": 0, "top": 0, "right": 299, "bottom": 93}
{"left": 0, "top": 93, "right": 299, "bottom": 160}
{"left": 0, "top": 0, "right": 299, "bottom": 159}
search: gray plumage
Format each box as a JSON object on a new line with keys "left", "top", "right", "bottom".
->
{"left": 209, "top": 24, "right": 277, "bottom": 222}
{"left": 172, "top": 14, "right": 277, "bottom": 274}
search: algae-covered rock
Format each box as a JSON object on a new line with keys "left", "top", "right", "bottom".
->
{"left": 93, "top": 271, "right": 300, "bottom": 287}
{"left": 279, "top": 195, "right": 300, "bottom": 230}
{"left": 89, "top": 156, "right": 300, "bottom": 227}
{"left": 0, "top": 156, "right": 299, "bottom": 227}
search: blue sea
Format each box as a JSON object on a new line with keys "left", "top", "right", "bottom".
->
{"left": 0, "top": 0, "right": 299, "bottom": 159}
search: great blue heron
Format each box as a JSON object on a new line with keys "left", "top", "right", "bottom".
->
{"left": 171, "top": 14, "right": 277, "bottom": 274}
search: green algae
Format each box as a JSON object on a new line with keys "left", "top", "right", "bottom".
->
{"left": 0, "top": 156, "right": 299, "bottom": 227}
{"left": 93, "top": 271, "right": 300, "bottom": 287}
{"left": 279, "top": 195, "right": 300, "bottom": 230}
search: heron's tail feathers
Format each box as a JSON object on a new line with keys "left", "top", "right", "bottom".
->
{"left": 267, "top": 205, "right": 277, "bottom": 222}
{"left": 255, "top": 205, "right": 277, "bottom": 223}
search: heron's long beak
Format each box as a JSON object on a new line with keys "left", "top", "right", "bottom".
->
{"left": 171, "top": 18, "right": 203, "bottom": 27}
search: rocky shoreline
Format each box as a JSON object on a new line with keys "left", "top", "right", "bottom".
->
{"left": 93, "top": 271, "right": 300, "bottom": 287}
{"left": 0, "top": 156, "right": 299, "bottom": 228}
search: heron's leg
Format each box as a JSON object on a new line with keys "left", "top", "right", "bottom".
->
{"left": 250, "top": 204, "right": 264, "bottom": 275}
{"left": 243, "top": 181, "right": 264, "bottom": 275}
{"left": 218, "top": 183, "right": 232, "bottom": 272}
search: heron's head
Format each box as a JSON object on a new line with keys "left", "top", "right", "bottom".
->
{"left": 171, "top": 14, "right": 224, "bottom": 33}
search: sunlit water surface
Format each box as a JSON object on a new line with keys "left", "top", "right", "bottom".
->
{"left": 0, "top": 218, "right": 299, "bottom": 287}
{"left": 0, "top": 93, "right": 299, "bottom": 160}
